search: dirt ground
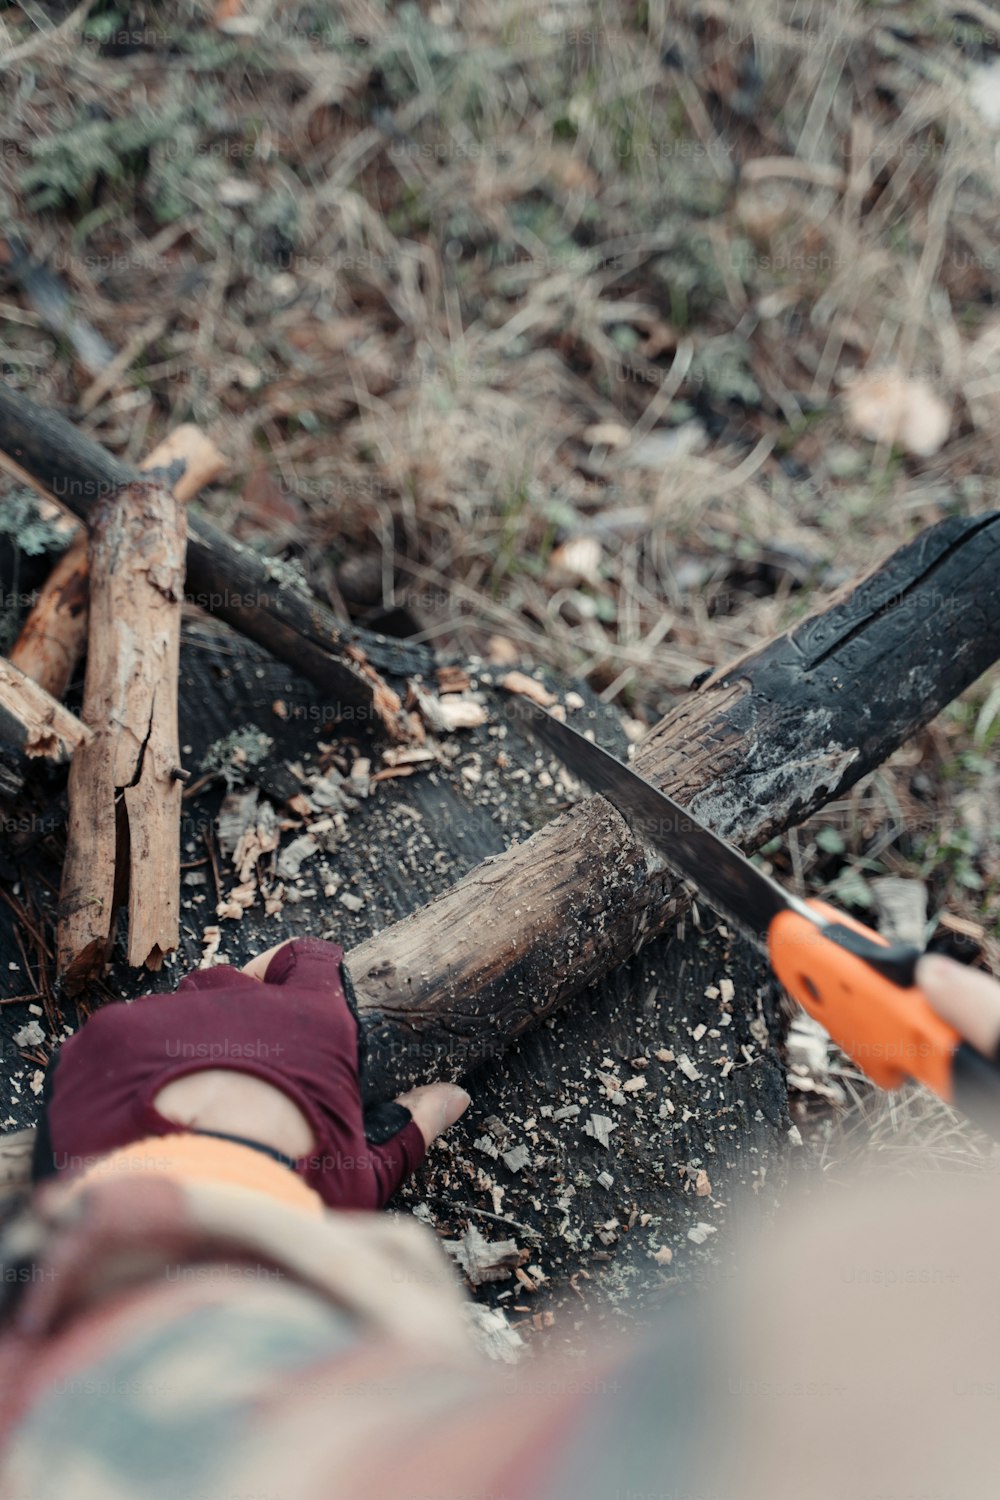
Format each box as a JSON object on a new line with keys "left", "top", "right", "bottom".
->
{"left": 1, "top": 0, "right": 1000, "bottom": 1341}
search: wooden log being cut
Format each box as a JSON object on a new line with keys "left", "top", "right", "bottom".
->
{"left": 0, "top": 381, "right": 426, "bottom": 738}
{"left": 8, "top": 426, "right": 227, "bottom": 701}
{"left": 0, "top": 656, "right": 92, "bottom": 761}
{"left": 350, "top": 512, "right": 1000, "bottom": 1098}
{"left": 58, "top": 479, "right": 186, "bottom": 987}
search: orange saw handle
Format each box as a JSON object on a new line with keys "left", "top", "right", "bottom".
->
{"left": 769, "top": 900, "right": 960, "bottom": 1097}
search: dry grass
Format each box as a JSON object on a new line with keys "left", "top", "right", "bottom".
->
{"left": 0, "top": 0, "right": 998, "bottom": 1018}
{"left": 810, "top": 1066, "right": 1000, "bottom": 1181}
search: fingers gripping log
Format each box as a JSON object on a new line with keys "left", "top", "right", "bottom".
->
{"left": 58, "top": 479, "right": 186, "bottom": 986}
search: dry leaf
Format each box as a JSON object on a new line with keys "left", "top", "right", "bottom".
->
{"left": 843, "top": 369, "right": 950, "bottom": 457}
{"left": 582, "top": 421, "right": 630, "bottom": 447}
{"left": 486, "top": 635, "right": 520, "bottom": 666}
{"left": 547, "top": 535, "right": 602, "bottom": 586}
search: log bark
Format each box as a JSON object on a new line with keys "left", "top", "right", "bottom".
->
{"left": 351, "top": 511, "right": 1000, "bottom": 1098}
{"left": 0, "top": 381, "right": 435, "bottom": 738}
{"left": 0, "top": 657, "right": 91, "bottom": 761}
{"left": 58, "top": 479, "right": 186, "bottom": 986}
{"left": 9, "top": 426, "right": 226, "bottom": 700}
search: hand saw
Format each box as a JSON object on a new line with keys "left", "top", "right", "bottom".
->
{"left": 508, "top": 694, "right": 1000, "bottom": 1137}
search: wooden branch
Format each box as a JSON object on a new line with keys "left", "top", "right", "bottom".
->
{"left": 8, "top": 534, "right": 88, "bottom": 702}
{"left": 141, "top": 424, "right": 230, "bottom": 507}
{"left": 351, "top": 513, "right": 1000, "bottom": 1098}
{"left": 0, "top": 381, "right": 436, "bottom": 738}
{"left": 58, "top": 478, "right": 186, "bottom": 986}
{"left": 0, "top": 657, "right": 91, "bottom": 761}
{"left": 9, "top": 426, "right": 226, "bottom": 700}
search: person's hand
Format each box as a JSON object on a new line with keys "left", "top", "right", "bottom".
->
{"left": 393, "top": 1083, "right": 471, "bottom": 1149}
{"left": 917, "top": 953, "right": 1000, "bottom": 1057}
{"left": 241, "top": 940, "right": 293, "bottom": 981}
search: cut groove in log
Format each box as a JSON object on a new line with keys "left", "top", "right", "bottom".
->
{"left": 0, "top": 657, "right": 92, "bottom": 761}
{"left": 58, "top": 478, "right": 186, "bottom": 986}
{"left": 0, "top": 381, "right": 432, "bottom": 738}
{"left": 350, "top": 512, "right": 1000, "bottom": 1099}
{"left": 9, "top": 426, "right": 227, "bottom": 701}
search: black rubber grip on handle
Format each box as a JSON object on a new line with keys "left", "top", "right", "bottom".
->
{"left": 819, "top": 923, "right": 922, "bottom": 988}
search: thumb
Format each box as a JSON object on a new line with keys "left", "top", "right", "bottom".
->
{"left": 395, "top": 1082, "right": 471, "bottom": 1149}
{"left": 917, "top": 954, "right": 1000, "bottom": 1058}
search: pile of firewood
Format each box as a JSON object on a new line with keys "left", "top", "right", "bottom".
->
{"left": 0, "top": 392, "right": 489, "bottom": 992}
{"left": 0, "top": 423, "right": 224, "bottom": 986}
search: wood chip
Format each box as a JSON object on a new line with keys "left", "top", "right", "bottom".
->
{"left": 232, "top": 802, "right": 279, "bottom": 883}
{"left": 411, "top": 683, "right": 488, "bottom": 734}
{"left": 381, "top": 745, "right": 437, "bottom": 768}
{"left": 677, "top": 1053, "right": 702, "bottom": 1082}
{"left": 719, "top": 978, "right": 735, "bottom": 1003}
{"left": 443, "top": 1225, "right": 526, "bottom": 1286}
{"left": 502, "top": 1144, "right": 530, "bottom": 1173}
{"left": 465, "top": 1304, "right": 524, "bottom": 1362}
{"left": 370, "top": 765, "right": 415, "bottom": 783}
{"left": 216, "top": 788, "right": 261, "bottom": 858}
{"left": 276, "top": 833, "right": 319, "bottom": 881}
{"left": 652, "top": 1245, "right": 673, "bottom": 1265}
{"left": 498, "top": 671, "right": 557, "bottom": 707}
{"left": 436, "top": 665, "right": 471, "bottom": 695}
{"left": 199, "top": 926, "right": 223, "bottom": 966}
{"left": 687, "top": 1223, "right": 717, "bottom": 1245}
{"left": 694, "top": 1169, "right": 712, "bottom": 1197}
{"left": 585, "top": 1114, "right": 614, "bottom": 1148}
